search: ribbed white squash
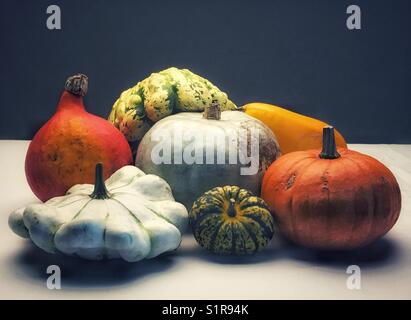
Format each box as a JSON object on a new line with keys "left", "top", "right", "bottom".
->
{"left": 9, "top": 165, "right": 188, "bottom": 262}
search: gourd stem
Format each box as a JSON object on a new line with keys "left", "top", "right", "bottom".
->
{"left": 65, "top": 74, "right": 88, "bottom": 96}
{"left": 203, "top": 100, "right": 221, "bottom": 120}
{"left": 90, "top": 163, "right": 110, "bottom": 199}
{"left": 227, "top": 198, "right": 237, "bottom": 218}
{"left": 319, "top": 126, "right": 341, "bottom": 159}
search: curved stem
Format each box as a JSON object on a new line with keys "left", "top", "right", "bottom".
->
{"left": 203, "top": 100, "right": 221, "bottom": 120}
{"left": 90, "top": 163, "right": 110, "bottom": 199}
{"left": 319, "top": 126, "right": 341, "bottom": 159}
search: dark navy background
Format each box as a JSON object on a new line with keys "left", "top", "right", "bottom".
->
{"left": 1, "top": 0, "right": 410, "bottom": 142}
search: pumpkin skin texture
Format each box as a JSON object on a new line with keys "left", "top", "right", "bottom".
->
{"left": 190, "top": 186, "right": 275, "bottom": 255}
{"left": 261, "top": 127, "right": 401, "bottom": 250}
{"left": 135, "top": 108, "right": 281, "bottom": 209}
{"left": 9, "top": 164, "right": 188, "bottom": 262}
{"left": 109, "top": 67, "right": 238, "bottom": 153}
{"left": 25, "top": 75, "right": 133, "bottom": 202}
{"left": 243, "top": 102, "right": 347, "bottom": 154}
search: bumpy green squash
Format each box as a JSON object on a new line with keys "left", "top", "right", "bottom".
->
{"left": 109, "top": 67, "right": 237, "bottom": 152}
{"left": 190, "top": 186, "right": 275, "bottom": 255}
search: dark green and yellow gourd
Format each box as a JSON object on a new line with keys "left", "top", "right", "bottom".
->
{"left": 190, "top": 186, "right": 275, "bottom": 255}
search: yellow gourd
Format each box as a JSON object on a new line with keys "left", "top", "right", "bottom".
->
{"left": 243, "top": 102, "right": 347, "bottom": 154}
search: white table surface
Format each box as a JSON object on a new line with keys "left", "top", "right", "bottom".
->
{"left": 0, "top": 140, "right": 410, "bottom": 300}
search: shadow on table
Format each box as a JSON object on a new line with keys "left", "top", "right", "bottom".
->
{"left": 178, "top": 245, "right": 281, "bottom": 265}
{"left": 12, "top": 234, "right": 400, "bottom": 286}
{"left": 179, "top": 234, "right": 400, "bottom": 269}
{"left": 177, "top": 234, "right": 284, "bottom": 265}
{"left": 279, "top": 236, "right": 400, "bottom": 269}
{"left": 11, "top": 242, "right": 177, "bottom": 287}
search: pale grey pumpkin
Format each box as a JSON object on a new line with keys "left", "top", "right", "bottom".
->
{"left": 135, "top": 103, "right": 281, "bottom": 209}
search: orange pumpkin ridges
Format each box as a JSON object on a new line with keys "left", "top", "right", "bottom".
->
{"left": 25, "top": 74, "right": 133, "bottom": 202}
{"left": 261, "top": 126, "right": 401, "bottom": 250}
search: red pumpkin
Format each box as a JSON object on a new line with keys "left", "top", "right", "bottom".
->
{"left": 261, "top": 126, "right": 401, "bottom": 249}
{"left": 25, "top": 74, "right": 133, "bottom": 202}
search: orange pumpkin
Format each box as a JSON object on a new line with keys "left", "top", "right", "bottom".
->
{"left": 261, "top": 126, "right": 401, "bottom": 249}
{"left": 25, "top": 74, "right": 133, "bottom": 202}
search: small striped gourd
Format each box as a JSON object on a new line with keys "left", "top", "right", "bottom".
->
{"left": 190, "top": 186, "right": 275, "bottom": 255}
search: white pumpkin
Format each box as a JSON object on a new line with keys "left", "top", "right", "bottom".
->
{"left": 9, "top": 164, "right": 188, "bottom": 262}
{"left": 136, "top": 102, "right": 281, "bottom": 209}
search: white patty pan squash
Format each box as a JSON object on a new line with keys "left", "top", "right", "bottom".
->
{"left": 9, "top": 164, "right": 188, "bottom": 262}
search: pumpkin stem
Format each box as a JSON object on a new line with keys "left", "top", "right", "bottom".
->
{"left": 319, "top": 126, "right": 341, "bottom": 159}
{"left": 90, "top": 163, "right": 110, "bottom": 199}
{"left": 65, "top": 74, "right": 88, "bottom": 96}
{"left": 227, "top": 198, "right": 237, "bottom": 218}
{"left": 203, "top": 100, "right": 221, "bottom": 120}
